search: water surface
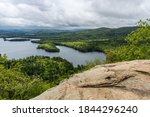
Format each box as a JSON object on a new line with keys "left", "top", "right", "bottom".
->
{"left": 0, "top": 38, "right": 106, "bottom": 67}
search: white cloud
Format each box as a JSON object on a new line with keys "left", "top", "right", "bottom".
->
{"left": 0, "top": 0, "right": 149, "bottom": 28}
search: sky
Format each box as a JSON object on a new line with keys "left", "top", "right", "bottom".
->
{"left": 0, "top": 0, "right": 150, "bottom": 29}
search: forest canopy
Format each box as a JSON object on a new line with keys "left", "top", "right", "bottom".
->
{"left": 0, "top": 55, "right": 77, "bottom": 99}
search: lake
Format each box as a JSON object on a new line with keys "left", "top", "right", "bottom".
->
{"left": 0, "top": 38, "right": 106, "bottom": 67}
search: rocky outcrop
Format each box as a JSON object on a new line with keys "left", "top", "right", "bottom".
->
{"left": 32, "top": 60, "right": 150, "bottom": 100}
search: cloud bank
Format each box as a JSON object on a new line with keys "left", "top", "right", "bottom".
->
{"left": 0, "top": 0, "right": 150, "bottom": 28}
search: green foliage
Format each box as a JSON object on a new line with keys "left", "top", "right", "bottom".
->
{"left": 0, "top": 54, "right": 7, "bottom": 64}
{"left": 0, "top": 56, "right": 78, "bottom": 100}
{"left": 55, "top": 40, "right": 110, "bottom": 52}
{"left": 0, "top": 53, "right": 104, "bottom": 100}
{"left": 37, "top": 43, "right": 60, "bottom": 52}
{"left": 126, "top": 19, "right": 150, "bottom": 45}
{"left": 0, "top": 65, "right": 50, "bottom": 100}
{"left": 4, "top": 56, "right": 74, "bottom": 82}
{"left": 106, "top": 19, "right": 150, "bottom": 63}
{"left": 58, "top": 41, "right": 92, "bottom": 52}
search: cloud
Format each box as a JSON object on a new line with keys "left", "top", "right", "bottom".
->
{"left": 0, "top": 0, "right": 149, "bottom": 28}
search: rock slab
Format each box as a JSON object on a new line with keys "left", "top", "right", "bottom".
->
{"left": 32, "top": 60, "right": 150, "bottom": 100}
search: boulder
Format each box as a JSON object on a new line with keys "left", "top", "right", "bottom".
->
{"left": 32, "top": 60, "right": 150, "bottom": 100}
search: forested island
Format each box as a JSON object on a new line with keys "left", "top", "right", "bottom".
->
{"left": 37, "top": 44, "right": 60, "bottom": 52}
{"left": 0, "top": 19, "right": 150, "bottom": 100}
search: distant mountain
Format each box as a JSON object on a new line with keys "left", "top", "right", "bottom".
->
{"left": 0, "top": 26, "right": 136, "bottom": 40}
{"left": 40, "top": 26, "right": 137, "bottom": 40}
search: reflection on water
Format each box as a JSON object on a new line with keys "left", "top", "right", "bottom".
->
{"left": 0, "top": 38, "right": 106, "bottom": 67}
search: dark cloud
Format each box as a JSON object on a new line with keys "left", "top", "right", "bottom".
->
{"left": 0, "top": 0, "right": 149, "bottom": 28}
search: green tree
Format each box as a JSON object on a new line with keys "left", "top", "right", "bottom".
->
{"left": 106, "top": 19, "right": 150, "bottom": 63}
{"left": 126, "top": 19, "right": 150, "bottom": 45}
{"left": 0, "top": 54, "right": 7, "bottom": 64}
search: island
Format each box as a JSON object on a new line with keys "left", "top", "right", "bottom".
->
{"left": 37, "top": 43, "right": 60, "bottom": 52}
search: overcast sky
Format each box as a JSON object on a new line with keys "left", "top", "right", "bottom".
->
{"left": 0, "top": 0, "right": 150, "bottom": 29}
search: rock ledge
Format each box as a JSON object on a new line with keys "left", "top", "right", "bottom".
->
{"left": 32, "top": 60, "right": 150, "bottom": 100}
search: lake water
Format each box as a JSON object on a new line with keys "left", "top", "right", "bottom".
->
{"left": 0, "top": 38, "right": 106, "bottom": 67}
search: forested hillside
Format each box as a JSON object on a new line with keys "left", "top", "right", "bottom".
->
{"left": 0, "top": 55, "right": 85, "bottom": 99}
